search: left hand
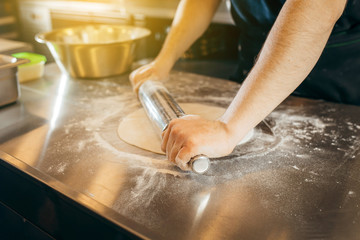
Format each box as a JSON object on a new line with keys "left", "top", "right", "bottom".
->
{"left": 129, "top": 61, "right": 169, "bottom": 94}
{"left": 161, "top": 115, "right": 236, "bottom": 171}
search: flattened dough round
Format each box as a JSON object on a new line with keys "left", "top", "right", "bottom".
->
{"left": 117, "top": 103, "right": 253, "bottom": 154}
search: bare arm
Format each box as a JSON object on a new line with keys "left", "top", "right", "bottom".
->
{"left": 130, "top": 0, "right": 222, "bottom": 91}
{"left": 221, "top": 0, "right": 347, "bottom": 145}
{"left": 162, "top": 0, "right": 347, "bottom": 170}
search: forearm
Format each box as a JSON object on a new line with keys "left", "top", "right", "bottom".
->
{"left": 155, "top": 0, "right": 221, "bottom": 72}
{"left": 221, "top": 0, "right": 346, "bottom": 144}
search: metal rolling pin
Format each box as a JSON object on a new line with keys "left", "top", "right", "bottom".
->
{"left": 138, "top": 80, "right": 210, "bottom": 174}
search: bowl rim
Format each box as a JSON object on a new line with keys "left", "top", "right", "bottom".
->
{"left": 35, "top": 24, "right": 151, "bottom": 46}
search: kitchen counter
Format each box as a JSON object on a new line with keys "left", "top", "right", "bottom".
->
{"left": 1, "top": 63, "right": 360, "bottom": 239}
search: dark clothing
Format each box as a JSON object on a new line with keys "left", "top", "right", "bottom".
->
{"left": 230, "top": 0, "right": 360, "bottom": 105}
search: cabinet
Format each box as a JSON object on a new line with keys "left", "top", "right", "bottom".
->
{"left": 17, "top": 1, "right": 52, "bottom": 60}
{"left": 0, "top": 202, "right": 52, "bottom": 240}
{"left": 0, "top": 0, "right": 19, "bottom": 39}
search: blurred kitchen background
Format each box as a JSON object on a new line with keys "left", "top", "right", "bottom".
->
{"left": 1, "top": 0, "right": 239, "bottom": 73}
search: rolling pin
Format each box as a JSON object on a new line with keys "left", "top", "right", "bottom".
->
{"left": 138, "top": 80, "right": 210, "bottom": 174}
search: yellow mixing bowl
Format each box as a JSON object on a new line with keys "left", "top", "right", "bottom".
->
{"left": 36, "top": 25, "right": 151, "bottom": 78}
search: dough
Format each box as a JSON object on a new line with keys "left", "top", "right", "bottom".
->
{"left": 117, "top": 103, "right": 254, "bottom": 154}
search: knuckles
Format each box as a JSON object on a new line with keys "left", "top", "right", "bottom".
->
{"left": 169, "top": 124, "right": 183, "bottom": 137}
{"left": 162, "top": 116, "right": 205, "bottom": 169}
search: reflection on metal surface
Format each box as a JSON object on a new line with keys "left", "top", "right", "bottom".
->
{"left": 188, "top": 191, "right": 211, "bottom": 238}
{"left": 0, "top": 125, "right": 49, "bottom": 167}
{"left": 192, "top": 171, "right": 294, "bottom": 239}
{"left": 194, "top": 192, "right": 211, "bottom": 222}
{"left": 37, "top": 74, "right": 68, "bottom": 167}
{"left": 66, "top": 159, "right": 128, "bottom": 207}
{"left": 49, "top": 74, "right": 68, "bottom": 129}
{"left": 0, "top": 102, "right": 47, "bottom": 167}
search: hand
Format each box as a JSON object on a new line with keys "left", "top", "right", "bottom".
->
{"left": 129, "top": 61, "right": 170, "bottom": 94}
{"left": 161, "top": 115, "right": 236, "bottom": 171}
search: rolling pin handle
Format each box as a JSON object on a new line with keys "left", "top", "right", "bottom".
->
{"left": 189, "top": 155, "right": 210, "bottom": 174}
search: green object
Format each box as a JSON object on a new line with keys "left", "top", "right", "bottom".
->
{"left": 11, "top": 52, "right": 47, "bottom": 67}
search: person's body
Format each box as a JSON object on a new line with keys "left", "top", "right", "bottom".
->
{"left": 130, "top": 0, "right": 358, "bottom": 171}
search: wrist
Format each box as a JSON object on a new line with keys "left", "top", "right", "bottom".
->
{"left": 219, "top": 114, "right": 253, "bottom": 147}
{"left": 154, "top": 48, "right": 177, "bottom": 71}
{"left": 218, "top": 119, "right": 240, "bottom": 150}
{"left": 151, "top": 56, "right": 173, "bottom": 79}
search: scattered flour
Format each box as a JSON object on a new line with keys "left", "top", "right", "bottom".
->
{"left": 48, "top": 73, "right": 360, "bottom": 234}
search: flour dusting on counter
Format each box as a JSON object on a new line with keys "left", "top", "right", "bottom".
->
{"left": 57, "top": 74, "right": 360, "bottom": 183}
{"left": 12, "top": 67, "right": 360, "bottom": 238}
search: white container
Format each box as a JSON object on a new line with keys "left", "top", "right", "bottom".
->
{"left": 11, "top": 52, "right": 47, "bottom": 83}
{"left": 17, "top": 61, "right": 45, "bottom": 83}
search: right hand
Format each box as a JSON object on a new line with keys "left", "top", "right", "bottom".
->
{"left": 161, "top": 115, "right": 237, "bottom": 171}
{"left": 129, "top": 61, "right": 170, "bottom": 94}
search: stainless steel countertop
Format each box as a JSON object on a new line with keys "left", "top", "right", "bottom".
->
{"left": 1, "top": 63, "right": 360, "bottom": 239}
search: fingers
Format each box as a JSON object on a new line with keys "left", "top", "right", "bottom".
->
{"left": 161, "top": 126, "right": 170, "bottom": 153}
{"left": 161, "top": 118, "right": 180, "bottom": 153}
{"left": 161, "top": 120, "right": 183, "bottom": 163}
{"left": 129, "top": 66, "right": 154, "bottom": 94}
{"left": 175, "top": 148, "right": 193, "bottom": 171}
{"left": 129, "top": 62, "right": 171, "bottom": 95}
{"left": 161, "top": 118, "right": 196, "bottom": 171}
{"left": 166, "top": 127, "right": 177, "bottom": 162}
